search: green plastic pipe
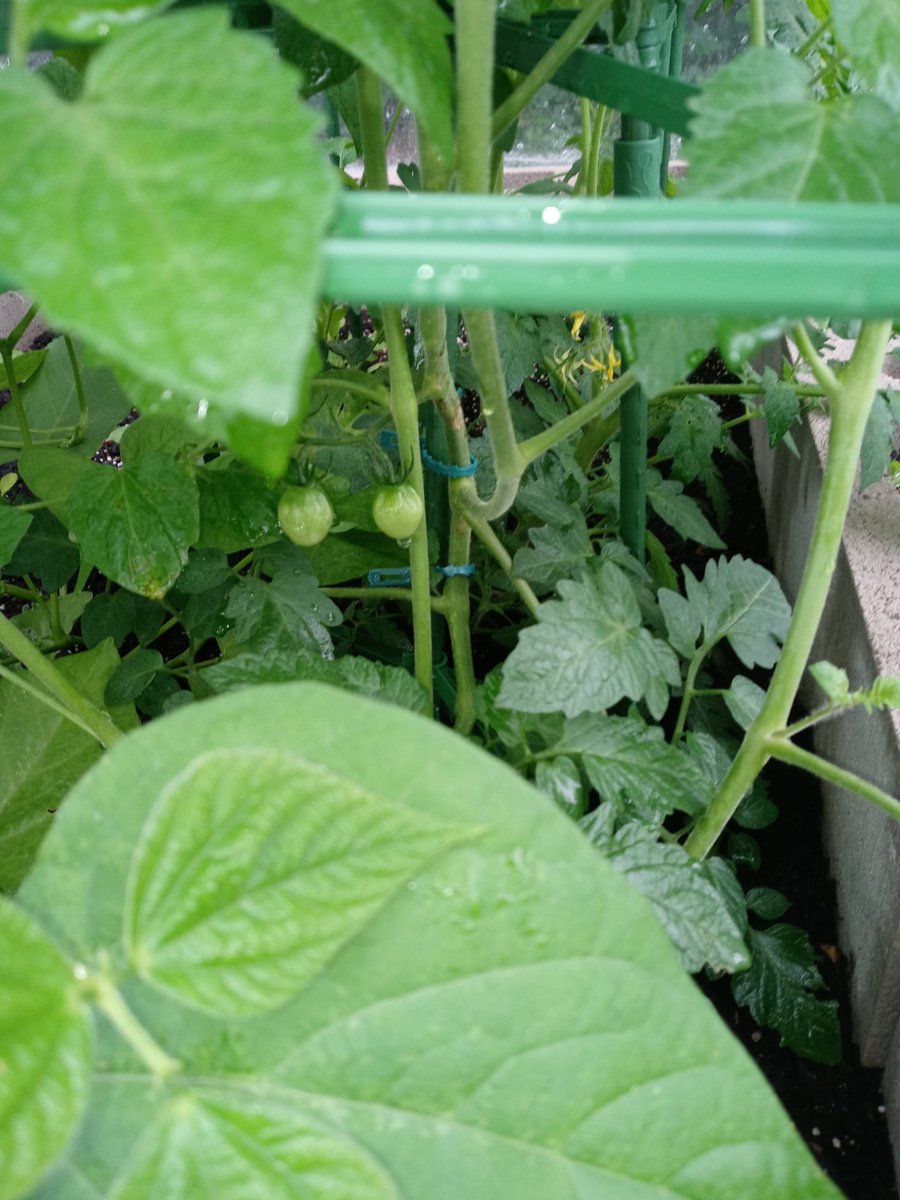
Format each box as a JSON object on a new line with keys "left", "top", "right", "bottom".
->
{"left": 322, "top": 194, "right": 900, "bottom": 318}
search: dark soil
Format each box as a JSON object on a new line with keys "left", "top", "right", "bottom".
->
{"left": 703, "top": 353, "right": 898, "bottom": 1200}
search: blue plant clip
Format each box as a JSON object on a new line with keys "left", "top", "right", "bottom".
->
{"left": 436, "top": 563, "right": 476, "bottom": 577}
{"left": 377, "top": 430, "right": 401, "bottom": 451}
{"left": 367, "top": 567, "right": 413, "bottom": 587}
{"left": 421, "top": 449, "right": 479, "bottom": 478}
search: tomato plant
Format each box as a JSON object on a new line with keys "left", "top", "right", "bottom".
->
{"left": 0, "top": 0, "right": 897, "bottom": 1197}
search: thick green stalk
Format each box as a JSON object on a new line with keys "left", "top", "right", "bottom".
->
{"left": 686, "top": 320, "right": 892, "bottom": 859}
{"left": 0, "top": 341, "right": 32, "bottom": 448}
{"left": 765, "top": 737, "right": 900, "bottom": 823}
{"left": 463, "top": 508, "right": 540, "bottom": 617}
{"left": 491, "top": 0, "right": 614, "bottom": 144}
{"left": 0, "top": 611, "right": 124, "bottom": 748}
{"left": 357, "top": 68, "right": 434, "bottom": 713}
{"left": 83, "top": 965, "right": 180, "bottom": 1080}
{"left": 750, "top": 0, "right": 767, "bottom": 47}
{"left": 456, "top": 0, "right": 498, "bottom": 194}
{"left": 520, "top": 369, "right": 636, "bottom": 465}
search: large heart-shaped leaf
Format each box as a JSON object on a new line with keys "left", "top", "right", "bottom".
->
{"left": 11, "top": 684, "right": 841, "bottom": 1200}
{"left": 276, "top": 0, "right": 454, "bottom": 162}
{"left": 0, "top": 899, "right": 92, "bottom": 1200}
{"left": 66, "top": 452, "right": 199, "bottom": 599}
{"left": 685, "top": 48, "right": 900, "bottom": 201}
{"left": 0, "top": 11, "right": 336, "bottom": 428}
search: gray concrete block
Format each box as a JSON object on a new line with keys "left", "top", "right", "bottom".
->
{"left": 0, "top": 291, "right": 47, "bottom": 350}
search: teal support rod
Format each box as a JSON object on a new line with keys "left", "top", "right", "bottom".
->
{"left": 321, "top": 194, "right": 900, "bottom": 318}
{"left": 614, "top": 10, "right": 668, "bottom": 561}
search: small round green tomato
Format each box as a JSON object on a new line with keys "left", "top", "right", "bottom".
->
{"left": 372, "top": 483, "right": 424, "bottom": 541}
{"left": 277, "top": 485, "right": 334, "bottom": 547}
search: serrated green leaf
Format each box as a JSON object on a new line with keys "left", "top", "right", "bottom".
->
{"left": 119, "top": 413, "right": 198, "bottom": 466}
{"left": 0, "top": 898, "right": 92, "bottom": 1200}
{"left": 657, "top": 393, "right": 724, "bottom": 484}
{"left": 81, "top": 591, "right": 138, "bottom": 650}
{"left": 763, "top": 374, "right": 802, "bottom": 447}
{"left": 0, "top": 641, "right": 137, "bottom": 893}
{"left": 499, "top": 561, "right": 681, "bottom": 720}
{"left": 534, "top": 755, "right": 586, "bottom": 818}
{"left": 647, "top": 475, "right": 725, "bottom": 549}
{"left": 734, "top": 784, "right": 780, "bottom": 831}
{"left": 733, "top": 924, "right": 841, "bottom": 1064}
{"left": 746, "top": 887, "right": 791, "bottom": 921}
{"left": 0, "top": 12, "right": 336, "bottom": 427}
{"left": 16, "top": 684, "right": 841, "bottom": 1199}
{"left": 306, "top": 528, "right": 410, "bottom": 586}
{"left": 557, "top": 713, "right": 711, "bottom": 821}
{"left": 512, "top": 520, "right": 593, "bottom": 588}
{"left": 728, "top": 831, "right": 762, "bottom": 871}
{"left": 105, "top": 648, "right": 163, "bottom": 706}
{"left": 0, "top": 503, "right": 32, "bottom": 567}
{"left": 66, "top": 453, "right": 199, "bottom": 599}
{"left": 222, "top": 565, "right": 340, "bottom": 663}
{"left": 870, "top": 675, "right": 900, "bottom": 709}
{"left": 686, "top": 48, "right": 900, "bottom": 201}
{"left": 659, "top": 556, "right": 791, "bottom": 669}
{"left": 809, "top": 659, "right": 852, "bottom": 705}
{"left": 594, "top": 822, "right": 750, "bottom": 974}
{"left": 276, "top": 0, "right": 454, "bottom": 161}
{"left": 859, "top": 391, "right": 894, "bottom": 489}
{"left": 195, "top": 459, "right": 280, "bottom": 553}
{"left": 831, "top": 0, "right": 900, "bottom": 108}
{"left": 722, "top": 674, "right": 767, "bottom": 730}
{"left": 126, "top": 748, "right": 480, "bottom": 1016}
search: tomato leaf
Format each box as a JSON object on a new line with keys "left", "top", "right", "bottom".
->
{"left": 499, "top": 560, "right": 681, "bottom": 720}
{"left": 0, "top": 504, "right": 32, "bottom": 569}
{"left": 659, "top": 556, "right": 792, "bottom": 669}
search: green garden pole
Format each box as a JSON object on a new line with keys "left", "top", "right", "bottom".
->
{"left": 613, "top": 5, "right": 668, "bottom": 561}
{"left": 660, "top": 0, "right": 689, "bottom": 192}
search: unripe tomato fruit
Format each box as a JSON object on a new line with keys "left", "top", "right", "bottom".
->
{"left": 277, "top": 485, "right": 334, "bottom": 547}
{"left": 372, "top": 483, "right": 424, "bottom": 540}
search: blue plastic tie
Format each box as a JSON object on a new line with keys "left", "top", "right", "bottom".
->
{"left": 377, "top": 430, "right": 401, "bottom": 451}
{"left": 367, "top": 568, "right": 412, "bottom": 587}
{"left": 421, "top": 448, "right": 479, "bottom": 478}
{"left": 436, "top": 563, "right": 476, "bottom": 577}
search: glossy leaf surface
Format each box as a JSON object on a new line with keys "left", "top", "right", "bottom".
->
{"left": 0, "top": 12, "right": 336, "bottom": 429}
{"left": 12, "top": 684, "right": 840, "bottom": 1199}
{"left": 0, "top": 899, "right": 92, "bottom": 1200}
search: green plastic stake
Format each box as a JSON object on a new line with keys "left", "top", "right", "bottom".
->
{"left": 614, "top": 6, "right": 669, "bottom": 561}
{"left": 661, "top": 0, "right": 689, "bottom": 190}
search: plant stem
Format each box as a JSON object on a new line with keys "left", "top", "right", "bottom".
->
{"left": 685, "top": 320, "right": 892, "bottom": 859}
{"left": 766, "top": 736, "right": 900, "bottom": 823}
{"left": 0, "top": 662, "right": 104, "bottom": 738}
{"left": 463, "top": 510, "right": 540, "bottom": 617}
{"left": 462, "top": 308, "right": 525, "bottom": 518}
{"left": 85, "top": 966, "right": 180, "bottom": 1080}
{"left": 671, "top": 645, "right": 711, "bottom": 744}
{"left": 357, "top": 68, "right": 434, "bottom": 713}
{"left": 587, "top": 103, "right": 607, "bottom": 198}
{"left": 750, "top": 0, "right": 766, "bottom": 48}
{"left": 792, "top": 322, "right": 841, "bottom": 400}
{"left": 456, "top": 0, "right": 498, "bottom": 195}
{"left": 63, "top": 335, "right": 88, "bottom": 443}
{"left": 310, "top": 377, "right": 390, "bottom": 409}
{"left": 520, "top": 369, "right": 636, "bottom": 465}
{"left": 0, "top": 611, "right": 124, "bottom": 748}
{"left": 491, "top": 0, "right": 614, "bottom": 144}
{"left": 0, "top": 341, "right": 33, "bottom": 448}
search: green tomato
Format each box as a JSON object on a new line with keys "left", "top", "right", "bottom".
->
{"left": 372, "top": 483, "right": 424, "bottom": 541}
{"left": 277, "top": 485, "right": 334, "bottom": 547}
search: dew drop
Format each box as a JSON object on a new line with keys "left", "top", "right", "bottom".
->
{"left": 417, "top": 263, "right": 435, "bottom": 280}
{"left": 270, "top": 410, "right": 289, "bottom": 427}
{"left": 542, "top": 205, "right": 562, "bottom": 225}
{"left": 407, "top": 880, "right": 418, "bottom": 891}
{"left": 196, "top": 398, "right": 209, "bottom": 420}
{"left": 396, "top": 537, "right": 412, "bottom": 549}
{"left": 72, "top": 963, "right": 89, "bottom": 981}
{"left": 160, "top": 388, "right": 173, "bottom": 402}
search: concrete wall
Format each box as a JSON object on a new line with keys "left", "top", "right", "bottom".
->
{"left": 751, "top": 390, "right": 900, "bottom": 1176}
